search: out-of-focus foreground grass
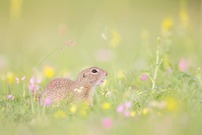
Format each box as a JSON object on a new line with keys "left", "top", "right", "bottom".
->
{"left": 0, "top": 0, "right": 202, "bottom": 135}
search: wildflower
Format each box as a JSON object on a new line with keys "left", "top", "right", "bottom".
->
{"left": 100, "top": 88, "right": 111, "bottom": 98}
{"left": 116, "top": 70, "right": 125, "bottom": 79}
{"left": 43, "top": 66, "right": 55, "bottom": 78}
{"left": 10, "top": 0, "right": 23, "bottom": 20}
{"left": 7, "top": 94, "right": 14, "bottom": 100}
{"left": 16, "top": 77, "right": 19, "bottom": 84}
{"left": 54, "top": 110, "right": 67, "bottom": 119}
{"left": 124, "top": 101, "right": 132, "bottom": 109}
{"left": 124, "top": 111, "right": 130, "bottom": 117}
{"left": 178, "top": 58, "right": 189, "bottom": 72}
{"left": 116, "top": 101, "right": 134, "bottom": 117}
{"left": 102, "top": 102, "right": 111, "bottom": 110}
{"left": 130, "top": 111, "right": 136, "bottom": 117}
{"left": 165, "top": 97, "right": 179, "bottom": 112}
{"left": 142, "top": 108, "right": 149, "bottom": 115}
{"left": 6, "top": 72, "right": 15, "bottom": 84}
{"left": 116, "top": 105, "right": 124, "bottom": 113}
{"left": 64, "top": 40, "right": 76, "bottom": 47}
{"left": 29, "top": 77, "right": 40, "bottom": 92}
{"left": 102, "top": 117, "right": 113, "bottom": 129}
{"left": 15, "top": 76, "right": 26, "bottom": 84}
{"left": 70, "top": 105, "right": 77, "bottom": 113}
{"left": 140, "top": 73, "right": 149, "bottom": 81}
{"left": 44, "top": 98, "right": 52, "bottom": 106}
{"left": 110, "top": 29, "right": 121, "bottom": 48}
{"left": 161, "top": 17, "right": 173, "bottom": 33}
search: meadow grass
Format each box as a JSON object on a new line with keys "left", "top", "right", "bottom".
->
{"left": 0, "top": 0, "right": 202, "bottom": 135}
{"left": 0, "top": 36, "right": 201, "bottom": 135}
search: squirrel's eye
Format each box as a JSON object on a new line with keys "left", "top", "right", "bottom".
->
{"left": 91, "top": 69, "right": 98, "bottom": 73}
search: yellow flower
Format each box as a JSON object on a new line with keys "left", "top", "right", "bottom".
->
{"left": 6, "top": 72, "right": 15, "bottom": 84}
{"left": 165, "top": 97, "right": 179, "bottom": 112}
{"left": 10, "top": 0, "right": 23, "bottom": 20}
{"left": 54, "top": 110, "right": 67, "bottom": 119}
{"left": 161, "top": 17, "right": 173, "bottom": 33}
{"left": 130, "top": 111, "right": 136, "bottom": 117}
{"left": 69, "top": 105, "right": 77, "bottom": 113}
{"left": 116, "top": 70, "right": 125, "bottom": 79}
{"left": 102, "top": 102, "right": 111, "bottom": 110}
{"left": 110, "top": 29, "right": 121, "bottom": 48}
{"left": 43, "top": 66, "right": 55, "bottom": 78}
{"left": 142, "top": 108, "right": 148, "bottom": 115}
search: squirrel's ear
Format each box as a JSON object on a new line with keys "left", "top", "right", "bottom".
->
{"left": 83, "top": 73, "right": 87, "bottom": 78}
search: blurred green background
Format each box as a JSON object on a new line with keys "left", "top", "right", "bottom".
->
{"left": 0, "top": 0, "right": 201, "bottom": 76}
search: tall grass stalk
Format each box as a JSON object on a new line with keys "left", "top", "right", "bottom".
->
{"left": 151, "top": 37, "right": 163, "bottom": 90}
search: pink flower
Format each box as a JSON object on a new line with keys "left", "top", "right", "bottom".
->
{"left": 16, "top": 76, "right": 26, "bottom": 84}
{"left": 29, "top": 77, "right": 40, "bottom": 92}
{"left": 141, "top": 73, "right": 148, "bottom": 81}
{"left": 30, "top": 78, "right": 35, "bottom": 84}
{"left": 36, "top": 78, "right": 41, "bottom": 83}
{"left": 44, "top": 98, "right": 52, "bottom": 106}
{"left": 124, "top": 111, "right": 130, "bottom": 117}
{"left": 124, "top": 101, "right": 132, "bottom": 109}
{"left": 16, "top": 77, "right": 19, "bottom": 84}
{"left": 7, "top": 94, "right": 14, "bottom": 100}
{"left": 178, "top": 58, "right": 189, "bottom": 72}
{"left": 102, "top": 117, "right": 113, "bottom": 129}
{"left": 117, "top": 105, "right": 124, "bottom": 113}
{"left": 117, "top": 101, "right": 133, "bottom": 117}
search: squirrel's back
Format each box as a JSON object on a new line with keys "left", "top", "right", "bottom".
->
{"left": 40, "top": 78, "right": 74, "bottom": 104}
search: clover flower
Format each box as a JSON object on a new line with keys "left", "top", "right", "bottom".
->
{"left": 7, "top": 94, "right": 14, "bottom": 100}
{"left": 117, "top": 101, "right": 134, "bottom": 117}
{"left": 140, "top": 73, "right": 149, "bottom": 81}
{"left": 29, "top": 77, "right": 40, "bottom": 92}
{"left": 178, "top": 58, "right": 189, "bottom": 72}
{"left": 102, "top": 117, "right": 113, "bottom": 129}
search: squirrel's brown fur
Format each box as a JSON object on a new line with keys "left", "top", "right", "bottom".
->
{"left": 39, "top": 67, "right": 107, "bottom": 106}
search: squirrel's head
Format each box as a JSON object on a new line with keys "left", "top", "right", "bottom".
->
{"left": 76, "top": 67, "right": 108, "bottom": 87}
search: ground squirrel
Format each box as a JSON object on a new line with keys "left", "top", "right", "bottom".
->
{"left": 40, "top": 67, "right": 108, "bottom": 106}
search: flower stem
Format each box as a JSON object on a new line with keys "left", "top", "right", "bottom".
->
{"left": 32, "top": 47, "right": 62, "bottom": 77}
{"left": 151, "top": 37, "right": 162, "bottom": 90}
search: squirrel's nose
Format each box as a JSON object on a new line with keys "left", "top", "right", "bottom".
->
{"left": 105, "top": 72, "right": 108, "bottom": 76}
